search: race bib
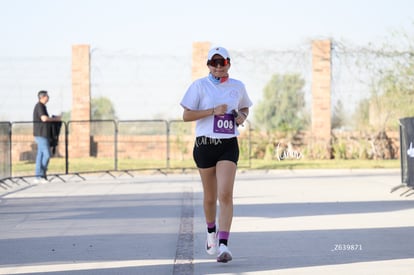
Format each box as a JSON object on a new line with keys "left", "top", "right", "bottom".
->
{"left": 213, "top": 113, "right": 235, "bottom": 134}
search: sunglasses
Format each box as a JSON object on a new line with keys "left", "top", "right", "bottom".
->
{"left": 208, "top": 58, "right": 229, "bottom": 67}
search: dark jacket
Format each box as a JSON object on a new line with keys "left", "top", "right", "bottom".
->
{"left": 49, "top": 120, "right": 62, "bottom": 155}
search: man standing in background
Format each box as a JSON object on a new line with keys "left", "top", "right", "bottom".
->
{"left": 32, "top": 90, "right": 61, "bottom": 183}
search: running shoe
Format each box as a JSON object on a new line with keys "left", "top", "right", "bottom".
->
{"left": 205, "top": 232, "right": 218, "bottom": 255}
{"left": 217, "top": 244, "right": 232, "bottom": 263}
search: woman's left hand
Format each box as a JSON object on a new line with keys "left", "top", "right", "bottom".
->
{"left": 236, "top": 112, "right": 247, "bottom": 126}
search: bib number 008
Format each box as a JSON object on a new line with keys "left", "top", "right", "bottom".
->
{"left": 216, "top": 119, "right": 234, "bottom": 130}
{"left": 213, "top": 114, "right": 235, "bottom": 134}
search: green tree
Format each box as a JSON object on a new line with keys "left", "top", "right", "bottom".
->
{"left": 90, "top": 96, "right": 117, "bottom": 135}
{"left": 355, "top": 26, "right": 414, "bottom": 131}
{"left": 254, "top": 73, "right": 306, "bottom": 133}
{"left": 352, "top": 98, "right": 370, "bottom": 130}
{"left": 332, "top": 100, "right": 347, "bottom": 129}
{"left": 91, "top": 96, "right": 118, "bottom": 120}
{"left": 376, "top": 60, "right": 414, "bottom": 130}
{"left": 59, "top": 96, "right": 118, "bottom": 121}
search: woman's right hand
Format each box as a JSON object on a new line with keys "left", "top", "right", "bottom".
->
{"left": 213, "top": 104, "right": 227, "bottom": 116}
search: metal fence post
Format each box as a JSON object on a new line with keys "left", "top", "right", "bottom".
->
{"left": 166, "top": 120, "right": 170, "bottom": 169}
{"left": 114, "top": 120, "right": 118, "bottom": 171}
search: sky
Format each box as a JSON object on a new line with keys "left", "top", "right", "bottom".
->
{"left": 0, "top": 0, "right": 413, "bottom": 121}
{"left": 1, "top": 0, "right": 413, "bottom": 56}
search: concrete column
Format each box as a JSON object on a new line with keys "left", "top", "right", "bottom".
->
{"left": 311, "top": 40, "right": 331, "bottom": 143}
{"left": 71, "top": 45, "right": 91, "bottom": 158}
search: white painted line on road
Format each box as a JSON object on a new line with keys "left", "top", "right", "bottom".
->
{"left": 0, "top": 259, "right": 173, "bottom": 274}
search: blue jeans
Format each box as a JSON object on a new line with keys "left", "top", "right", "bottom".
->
{"left": 35, "top": 136, "right": 50, "bottom": 179}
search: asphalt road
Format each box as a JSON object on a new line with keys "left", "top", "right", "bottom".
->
{"left": 1, "top": 169, "right": 413, "bottom": 275}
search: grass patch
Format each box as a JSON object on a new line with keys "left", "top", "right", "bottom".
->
{"left": 11, "top": 157, "right": 400, "bottom": 177}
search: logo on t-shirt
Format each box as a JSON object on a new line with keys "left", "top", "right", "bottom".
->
{"left": 230, "top": 90, "right": 238, "bottom": 98}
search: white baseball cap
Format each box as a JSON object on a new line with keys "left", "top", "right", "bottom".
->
{"left": 207, "top": 46, "right": 230, "bottom": 60}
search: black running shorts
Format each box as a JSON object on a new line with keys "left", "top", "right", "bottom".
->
{"left": 193, "top": 136, "right": 239, "bottom": 168}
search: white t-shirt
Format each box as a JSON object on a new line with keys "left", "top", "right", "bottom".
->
{"left": 180, "top": 76, "right": 253, "bottom": 139}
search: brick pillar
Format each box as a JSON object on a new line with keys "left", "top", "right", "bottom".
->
{"left": 192, "top": 42, "right": 211, "bottom": 81}
{"left": 188, "top": 42, "right": 212, "bottom": 134}
{"left": 312, "top": 40, "right": 331, "bottom": 142}
{"left": 71, "top": 45, "right": 91, "bottom": 158}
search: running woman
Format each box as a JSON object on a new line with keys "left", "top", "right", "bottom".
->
{"left": 180, "top": 46, "right": 253, "bottom": 263}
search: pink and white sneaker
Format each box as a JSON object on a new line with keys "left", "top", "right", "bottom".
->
{"left": 205, "top": 232, "right": 218, "bottom": 255}
{"left": 217, "top": 244, "right": 232, "bottom": 263}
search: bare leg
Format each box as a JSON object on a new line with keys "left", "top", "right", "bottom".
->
{"left": 216, "top": 160, "right": 237, "bottom": 232}
{"left": 198, "top": 166, "right": 218, "bottom": 225}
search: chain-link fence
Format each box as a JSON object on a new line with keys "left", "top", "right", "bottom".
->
{"left": 0, "top": 40, "right": 412, "bottom": 180}
{"left": 1, "top": 41, "right": 410, "bottom": 131}
{"left": 88, "top": 43, "right": 409, "bottom": 161}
